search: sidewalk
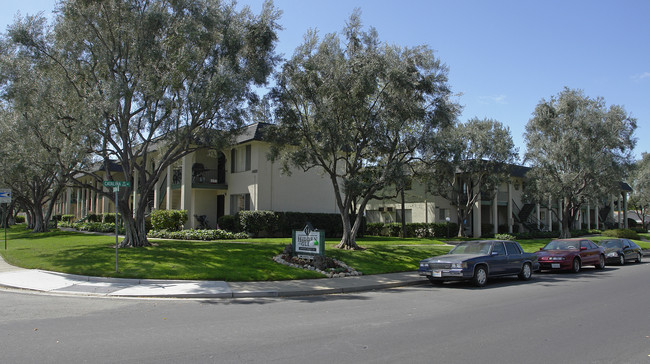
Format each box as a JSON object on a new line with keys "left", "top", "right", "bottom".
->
{"left": 0, "top": 256, "right": 425, "bottom": 299}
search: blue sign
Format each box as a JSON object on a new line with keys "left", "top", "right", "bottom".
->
{"left": 0, "top": 189, "right": 11, "bottom": 203}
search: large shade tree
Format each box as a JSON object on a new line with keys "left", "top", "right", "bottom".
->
{"left": 524, "top": 88, "right": 636, "bottom": 238}
{"left": 422, "top": 117, "right": 518, "bottom": 237}
{"left": 9, "top": 0, "right": 280, "bottom": 246}
{"left": 270, "top": 11, "right": 458, "bottom": 249}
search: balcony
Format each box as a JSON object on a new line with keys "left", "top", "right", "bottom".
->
{"left": 171, "top": 167, "right": 227, "bottom": 190}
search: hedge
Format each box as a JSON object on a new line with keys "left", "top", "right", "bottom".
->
{"left": 602, "top": 229, "right": 640, "bottom": 240}
{"left": 148, "top": 229, "right": 248, "bottom": 241}
{"left": 217, "top": 211, "right": 354, "bottom": 238}
{"left": 150, "top": 210, "right": 187, "bottom": 231}
{"left": 365, "top": 222, "right": 459, "bottom": 238}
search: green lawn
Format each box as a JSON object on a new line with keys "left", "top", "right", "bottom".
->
{"left": 1, "top": 225, "right": 647, "bottom": 281}
{"left": 0, "top": 225, "right": 451, "bottom": 281}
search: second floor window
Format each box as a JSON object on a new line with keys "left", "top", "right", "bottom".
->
{"left": 230, "top": 145, "right": 252, "bottom": 173}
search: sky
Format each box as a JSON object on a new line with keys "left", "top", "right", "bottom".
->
{"left": 2, "top": 0, "right": 649, "bottom": 161}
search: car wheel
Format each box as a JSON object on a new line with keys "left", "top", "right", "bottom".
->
{"left": 473, "top": 266, "right": 488, "bottom": 287}
{"left": 518, "top": 263, "right": 533, "bottom": 280}
{"left": 618, "top": 255, "right": 625, "bottom": 266}
{"left": 427, "top": 277, "right": 444, "bottom": 286}
{"left": 636, "top": 253, "right": 642, "bottom": 263}
{"left": 571, "top": 258, "right": 581, "bottom": 273}
{"left": 595, "top": 255, "right": 605, "bottom": 270}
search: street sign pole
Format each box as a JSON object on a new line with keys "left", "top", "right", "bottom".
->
{"left": 103, "top": 181, "right": 130, "bottom": 273}
{"left": 3, "top": 203, "right": 6, "bottom": 250}
{"left": 115, "top": 187, "right": 119, "bottom": 273}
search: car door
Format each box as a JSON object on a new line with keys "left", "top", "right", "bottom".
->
{"left": 504, "top": 241, "right": 524, "bottom": 274}
{"left": 622, "top": 240, "right": 635, "bottom": 261}
{"left": 488, "top": 242, "right": 508, "bottom": 275}
{"left": 579, "top": 240, "right": 598, "bottom": 265}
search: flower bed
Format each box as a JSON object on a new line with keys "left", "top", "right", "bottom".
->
{"left": 273, "top": 254, "right": 362, "bottom": 278}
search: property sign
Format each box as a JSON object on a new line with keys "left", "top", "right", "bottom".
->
{"left": 103, "top": 181, "right": 131, "bottom": 188}
{"left": 292, "top": 224, "right": 325, "bottom": 258}
{"left": 0, "top": 189, "right": 11, "bottom": 203}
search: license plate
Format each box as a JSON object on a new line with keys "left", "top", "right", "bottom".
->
{"left": 432, "top": 271, "right": 442, "bottom": 277}
{"left": 551, "top": 263, "right": 560, "bottom": 268}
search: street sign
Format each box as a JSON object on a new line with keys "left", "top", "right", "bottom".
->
{"left": 0, "top": 189, "right": 11, "bottom": 203}
{"left": 103, "top": 181, "right": 131, "bottom": 188}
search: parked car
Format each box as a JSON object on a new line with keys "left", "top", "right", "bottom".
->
{"left": 535, "top": 238, "right": 605, "bottom": 273}
{"left": 417, "top": 240, "right": 539, "bottom": 287}
{"left": 595, "top": 238, "right": 643, "bottom": 265}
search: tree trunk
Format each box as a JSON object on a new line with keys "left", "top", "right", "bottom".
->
{"left": 118, "top": 204, "right": 150, "bottom": 247}
{"left": 335, "top": 208, "right": 362, "bottom": 250}
{"left": 400, "top": 188, "right": 406, "bottom": 238}
{"left": 32, "top": 204, "right": 47, "bottom": 233}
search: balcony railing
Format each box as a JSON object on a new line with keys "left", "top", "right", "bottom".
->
{"left": 170, "top": 167, "right": 226, "bottom": 189}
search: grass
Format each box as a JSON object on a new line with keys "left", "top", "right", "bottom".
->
{"left": 1, "top": 225, "right": 647, "bottom": 281}
{"left": 0, "top": 225, "right": 451, "bottom": 281}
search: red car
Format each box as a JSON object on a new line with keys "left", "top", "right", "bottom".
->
{"left": 536, "top": 238, "right": 605, "bottom": 273}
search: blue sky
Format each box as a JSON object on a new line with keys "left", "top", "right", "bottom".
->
{"left": 3, "top": 0, "right": 649, "bottom": 160}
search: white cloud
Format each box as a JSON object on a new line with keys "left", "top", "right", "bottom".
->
{"left": 632, "top": 72, "right": 650, "bottom": 81}
{"left": 478, "top": 94, "right": 508, "bottom": 105}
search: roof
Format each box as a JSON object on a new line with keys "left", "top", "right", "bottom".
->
{"left": 234, "top": 122, "right": 273, "bottom": 144}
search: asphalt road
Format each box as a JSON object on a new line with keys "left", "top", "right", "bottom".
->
{"left": 1, "top": 263, "right": 649, "bottom": 364}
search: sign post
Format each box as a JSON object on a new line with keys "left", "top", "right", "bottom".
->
{"left": 292, "top": 223, "right": 325, "bottom": 259}
{"left": 0, "top": 189, "right": 11, "bottom": 250}
{"left": 102, "top": 181, "right": 130, "bottom": 272}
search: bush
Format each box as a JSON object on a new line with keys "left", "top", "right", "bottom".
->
{"left": 102, "top": 213, "right": 121, "bottom": 224}
{"left": 218, "top": 214, "right": 240, "bottom": 232}
{"left": 14, "top": 215, "right": 26, "bottom": 223}
{"left": 602, "top": 229, "right": 640, "bottom": 240}
{"left": 147, "top": 229, "right": 248, "bottom": 241}
{"left": 61, "top": 214, "right": 76, "bottom": 223}
{"left": 86, "top": 213, "right": 102, "bottom": 223}
{"left": 363, "top": 222, "right": 458, "bottom": 238}
{"left": 239, "top": 210, "right": 278, "bottom": 237}
{"left": 495, "top": 233, "right": 516, "bottom": 241}
{"left": 73, "top": 222, "right": 125, "bottom": 234}
{"left": 150, "top": 210, "right": 187, "bottom": 231}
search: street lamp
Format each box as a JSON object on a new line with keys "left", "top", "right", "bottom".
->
{"left": 446, "top": 216, "right": 451, "bottom": 238}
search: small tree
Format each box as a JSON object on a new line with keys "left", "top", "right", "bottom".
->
{"left": 524, "top": 88, "right": 636, "bottom": 238}
{"left": 629, "top": 153, "right": 650, "bottom": 230}
{"left": 423, "top": 118, "right": 518, "bottom": 237}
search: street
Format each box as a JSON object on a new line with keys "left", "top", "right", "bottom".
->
{"left": 1, "top": 263, "right": 649, "bottom": 364}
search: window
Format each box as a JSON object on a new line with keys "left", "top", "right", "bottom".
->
{"left": 491, "top": 242, "right": 506, "bottom": 255}
{"left": 230, "top": 193, "right": 251, "bottom": 214}
{"left": 230, "top": 145, "right": 252, "bottom": 173}
{"left": 504, "top": 242, "right": 521, "bottom": 255}
{"left": 439, "top": 208, "right": 448, "bottom": 221}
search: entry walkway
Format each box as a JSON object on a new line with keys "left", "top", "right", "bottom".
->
{"left": 0, "top": 256, "right": 424, "bottom": 298}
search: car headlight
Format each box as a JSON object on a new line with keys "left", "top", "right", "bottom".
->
{"left": 606, "top": 252, "right": 619, "bottom": 258}
{"left": 451, "top": 262, "right": 467, "bottom": 269}
{"left": 550, "top": 257, "right": 565, "bottom": 261}
{"left": 420, "top": 262, "right": 429, "bottom": 269}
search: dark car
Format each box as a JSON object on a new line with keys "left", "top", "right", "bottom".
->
{"left": 596, "top": 238, "right": 643, "bottom": 265}
{"left": 417, "top": 240, "right": 539, "bottom": 287}
{"left": 535, "top": 238, "right": 605, "bottom": 273}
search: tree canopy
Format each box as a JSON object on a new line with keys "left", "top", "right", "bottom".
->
{"left": 6, "top": 0, "right": 280, "bottom": 246}
{"left": 422, "top": 117, "right": 518, "bottom": 237}
{"left": 270, "top": 10, "right": 459, "bottom": 249}
{"left": 524, "top": 88, "right": 636, "bottom": 238}
{"left": 628, "top": 153, "right": 650, "bottom": 230}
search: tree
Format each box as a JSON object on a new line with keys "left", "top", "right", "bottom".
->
{"left": 423, "top": 118, "right": 518, "bottom": 237}
{"left": 270, "top": 11, "right": 458, "bottom": 249}
{"left": 524, "top": 88, "right": 636, "bottom": 238}
{"left": 9, "top": 0, "right": 280, "bottom": 246}
{"left": 628, "top": 153, "right": 650, "bottom": 230}
{"left": 0, "top": 23, "right": 89, "bottom": 232}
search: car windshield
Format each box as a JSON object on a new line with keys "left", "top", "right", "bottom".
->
{"left": 599, "top": 240, "right": 623, "bottom": 249}
{"left": 449, "top": 242, "right": 493, "bottom": 255}
{"left": 542, "top": 240, "right": 578, "bottom": 250}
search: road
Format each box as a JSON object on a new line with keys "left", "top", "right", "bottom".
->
{"left": 1, "top": 263, "right": 649, "bottom": 364}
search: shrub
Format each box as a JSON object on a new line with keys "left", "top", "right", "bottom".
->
{"left": 150, "top": 210, "right": 187, "bottom": 231}
{"left": 102, "top": 213, "right": 121, "bottom": 224}
{"left": 218, "top": 214, "right": 239, "bottom": 232}
{"left": 602, "top": 229, "right": 640, "bottom": 240}
{"left": 495, "top": 233, "right": 516, "bottom": 241}
{"left": 14, "top": 215, "right": 26, "bottom": 223}
{"left": 147, "top": 229, "right": 248, "bottom": 240}
{"left": 239, "top": 210, "right": 278, "bottom": 237}
{"left": 86, "top": 213, "right": 102, "bottom": 223}
{"left": 73, "top": 222, "right": 125, "bottom": 234}
{"left": 363, "top": 222, "right": 458, "bottom": 238}
{"left": 61, "top": 214, "right": 76, "bottom": 223}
